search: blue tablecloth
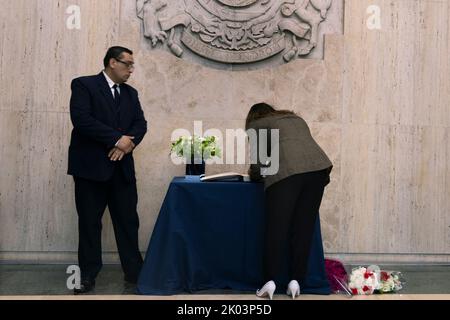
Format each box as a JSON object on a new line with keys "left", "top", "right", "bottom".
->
{"left": 137, "top": 176, "right": 330, "bottom": 295}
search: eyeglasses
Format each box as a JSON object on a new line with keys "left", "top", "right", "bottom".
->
{"left": 114, "top": 58, "right": 135, "bottom": 70}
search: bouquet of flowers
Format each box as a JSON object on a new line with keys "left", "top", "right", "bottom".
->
{"left": 348, "top": 265, "right": 404, "bottom": 295}
{"left": 325, "top": 259, "right": 350, "bottom": 294}
{"left": 378, "top": 270, "right": 403, "bottom": 293}
{"left": 348, "top": 266, "right": 380, "bottom": 295}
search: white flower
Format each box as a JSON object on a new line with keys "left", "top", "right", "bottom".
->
{"left": 348, "top": 266, "right": 382, "bottom": 295}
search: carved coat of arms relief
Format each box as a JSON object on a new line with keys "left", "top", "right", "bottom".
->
{"left": 137, "top": 0, "right": 333, "bottom": 65}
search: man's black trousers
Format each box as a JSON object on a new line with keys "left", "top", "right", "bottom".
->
{"left": 74, "top": 165, "right": 143, "bottom": 282}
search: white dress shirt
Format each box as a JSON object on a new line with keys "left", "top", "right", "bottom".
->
{"left": 103, "top": 71, "right": 120, "bottom": 98}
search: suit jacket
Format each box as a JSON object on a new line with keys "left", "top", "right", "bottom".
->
{"left": 68, "top": 72, "right": 147, "bottom": 182}
{"left": 247, "top": 113, "right": 332, "bottom": 189}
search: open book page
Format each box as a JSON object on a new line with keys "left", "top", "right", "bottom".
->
{"left": 200, "top": 172, "right": 250, "bottom": 182}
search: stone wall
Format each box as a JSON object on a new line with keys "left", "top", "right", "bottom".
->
{"left": 0, "top": 0, "right": 448, "bottom": 264}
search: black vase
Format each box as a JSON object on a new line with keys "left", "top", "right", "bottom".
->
{"left": 185, "top": 161, "right": 205, "bottom": 175}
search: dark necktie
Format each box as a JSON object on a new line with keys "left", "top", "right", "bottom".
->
{"left": 112, "top": 84, "right": 120, "bottom": 110}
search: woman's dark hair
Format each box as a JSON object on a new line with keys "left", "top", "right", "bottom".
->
{"left": 103, "top": 46, "right": 133, "bottom": 68}
{"left": 245, "top": 102, "right": 296, "bottom": 129}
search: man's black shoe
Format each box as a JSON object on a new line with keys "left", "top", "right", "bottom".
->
{"left": 73, "top": 279, "right": 95, "bottom": 295}
{"left": 122, "top": 281, "right": 138, "bottom": 295}
{"left": 124, "top": 275, "right": 138, "bottom": 284}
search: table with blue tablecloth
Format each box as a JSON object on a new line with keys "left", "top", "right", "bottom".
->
{"left": 137, "top": 176, "right": 330, "bottom": 295}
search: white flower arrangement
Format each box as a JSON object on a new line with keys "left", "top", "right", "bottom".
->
{"left": 348, "top": 266, "right": 380, "bottom": 295}
{"left": 170, "top": 135, "right": 221, "bottom": 163}
{"left": 379, "top": 271, "right": 403, "bottom": 293}
{"left": 348, "top": 265, "right": 404, "bottom": 295}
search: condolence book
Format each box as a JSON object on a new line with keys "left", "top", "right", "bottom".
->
{"left": 200, "top": 172, "right": 250, "bottom": 182}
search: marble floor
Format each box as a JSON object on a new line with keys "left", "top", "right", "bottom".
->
{"left": 0, "top": 264, "right": 449, "bottom": 300}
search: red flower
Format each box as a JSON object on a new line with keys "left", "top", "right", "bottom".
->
{"left": 364, "top": 272, "right": 373, "bottom": 279}
{"left": 381, "top": 271, "right": 390, "bottom": 281}
{"left": 363, "top": 286, "right": 370, "bottom": 292}
{"left": 351, "top": 288, "right": 358, "bottom": 295}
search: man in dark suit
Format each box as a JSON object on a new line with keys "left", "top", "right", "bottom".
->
{"left": 68, "top": 46, "right": 147, "bottom": 294}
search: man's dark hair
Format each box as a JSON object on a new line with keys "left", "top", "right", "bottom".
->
{"left": 103, "top": 46, "right": 133, "bottom": 68}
